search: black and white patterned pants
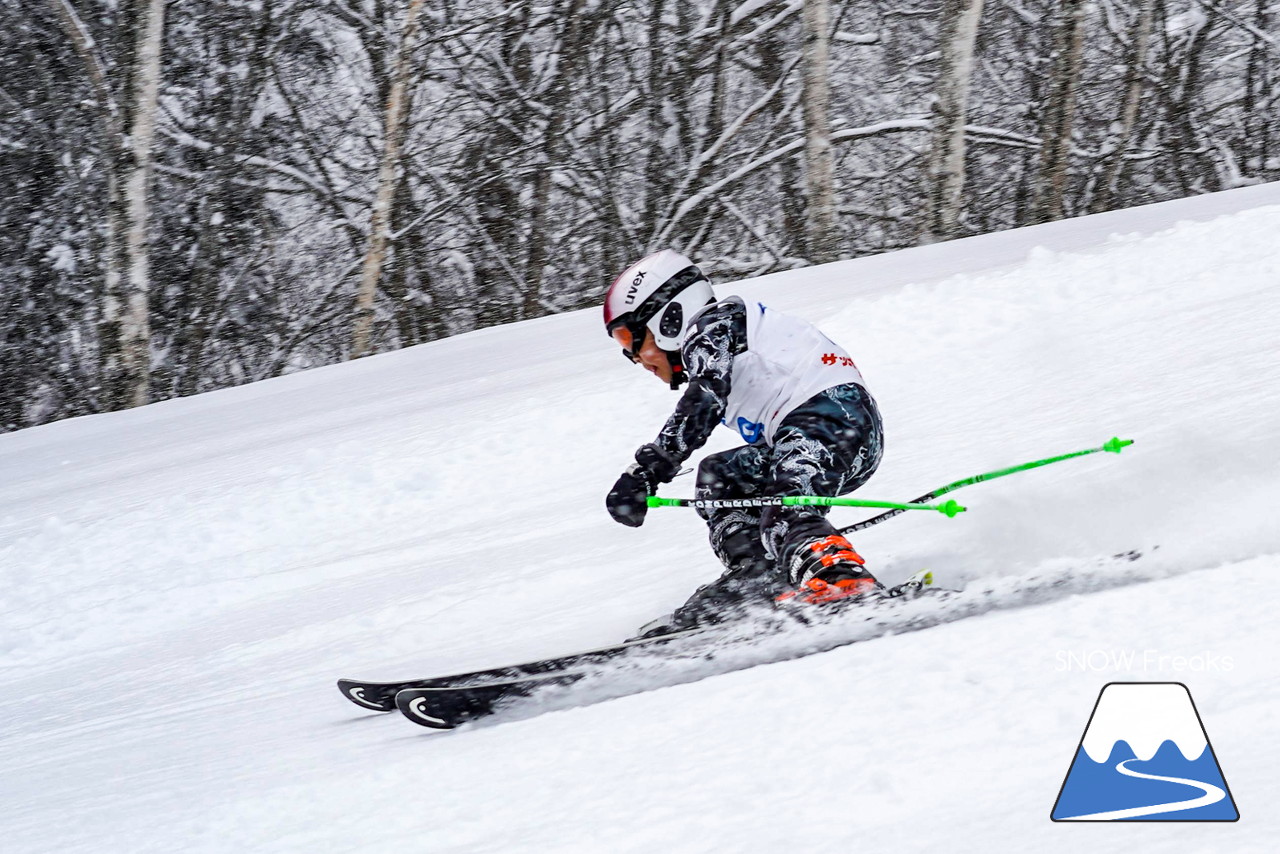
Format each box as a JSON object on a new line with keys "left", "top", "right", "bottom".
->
{"left": 652, "top": 383, "right": 883, "bottom": 634}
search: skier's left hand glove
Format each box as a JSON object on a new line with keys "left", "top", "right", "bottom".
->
{"left": 606, "top": 444, "right": 678, "bottom": 527}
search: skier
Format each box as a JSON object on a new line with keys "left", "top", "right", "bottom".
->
{"left": 603, "top": 249, "right": 885, "bottom": 635}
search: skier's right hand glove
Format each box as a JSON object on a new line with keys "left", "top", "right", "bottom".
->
{"left": 606, "top": 444, "right": 679, "bottom": 527}
{"left": 606, "top": 465, "right": 654, "bottom": 527}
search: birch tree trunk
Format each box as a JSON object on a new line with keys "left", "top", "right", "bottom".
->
{"left": 115, "top": 0, "right": 166, "bottom": 408}
{"left": 801, "top": 0, "right": 838, "bottom": 263}
{"left": 47, "top": 0, "right": 161, "bottom": 409}
{"left": 1090, "top": 0, "right": 1154, "bottom": 214}
{"left": 1030, "top": 0, "right": 1087, "bottom": 224}
{"left": 351, "top": 0, "right": 428, "bottom": 360}
{"left": 921, "top": 0, "right": 985, "bottom": 244}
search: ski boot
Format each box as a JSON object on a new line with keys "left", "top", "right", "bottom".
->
{"left": 776, "top": 534, "right": 883, "bottom": 605}
{"left": 632, "top": 523, "right": 777, "bottom": 639}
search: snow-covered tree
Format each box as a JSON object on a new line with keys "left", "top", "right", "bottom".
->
{"left": 922, "top": 0, "right": 985, "bottom": 242}
{"left": 3, "top": 0, "right": 1279, "bottom": 431}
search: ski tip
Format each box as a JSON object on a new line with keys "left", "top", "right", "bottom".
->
{"left": 337, "top": 679, "right": 397, "bottom": 712}
{"left": 395, "top": 689, "right": 460, "bottom": 730}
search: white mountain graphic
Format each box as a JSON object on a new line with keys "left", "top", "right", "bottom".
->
{"left": 1081, "top": 683, "right": 1207, "bottom": 762}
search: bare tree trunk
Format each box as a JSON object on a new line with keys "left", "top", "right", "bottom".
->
{"left": 47, "top": 0, "right": 161, "bottom": 409}
{"left": 755, "top": 30, "right": 805, "bottom": 262}
{"left": 521, "top": 0, "right": 586, "bottom": 320}
{"left": 351, "top": 0, "right": 428, "bottom": 360}
{"left": 1167, "top": 8, "right": 1221, "bottom": 194}
{"left": 800, "top": 0, "right": 837, "bottom": 263}
{"left": 921, "top": 0, "right": 985, "bottom": 244}
{"left": 384, "top": 177, "right": 447, "bottom": 346}
{"left": 116, "top": 0, "right": 166, "bottom": 408}
{"left": 1031, "top": 0, "right": 1087, "bottom": 224}
{"left": 1090, "top": 0, "right": 1154, "bottom": 214}
{"left": 641, "top": 0, "right": 669, "bottom": 237}
{"left": 1241, "top": 0, "right": 1271, "bottom": 178}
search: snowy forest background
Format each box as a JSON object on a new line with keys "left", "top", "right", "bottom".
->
{"left": 2, "top": 0, "right": 1278, "bottom": 432}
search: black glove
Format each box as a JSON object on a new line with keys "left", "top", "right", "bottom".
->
{"left": 606, "top": 444, "right": 679, "bottom": 527}
{"left": 606, "top": 465, "right": 655, "bottom": 527}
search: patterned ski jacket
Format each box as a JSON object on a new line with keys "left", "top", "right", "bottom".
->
{"left": 648, "top": 296, "right": 867, "bottom": 467}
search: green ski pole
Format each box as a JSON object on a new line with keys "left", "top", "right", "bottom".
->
{"left": 647, "top": 494, "right": 966, "bottom": 518}
{"left": 838, "top": 436, "right": 1134, "bottom": 534}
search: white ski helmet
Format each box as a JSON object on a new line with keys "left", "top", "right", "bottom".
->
{"left": 603, "top": 249, "right": 715, "bottom": 353}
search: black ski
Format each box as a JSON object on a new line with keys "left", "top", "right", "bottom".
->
{"left": 338, "top": 571, "right": 933, "bottom": 715}
{"left": 336, "top": 625, "right": 705, "bottom": 712}
{"left": 341, "top": 549, "right": 1155, "bottom": 728}
{"left": 389, "top": 571, "right": 937, "bottom": 729}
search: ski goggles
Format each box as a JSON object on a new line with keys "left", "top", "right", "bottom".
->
{"left": 608, "top": 317, "right": 648, "bottom": 364}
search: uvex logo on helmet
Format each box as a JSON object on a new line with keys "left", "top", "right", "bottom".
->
{"left": 624, "top": 271, "right": 646, "bottom": 305}
{"left": 602, "top": 248, "right": 716, "bottom": 391}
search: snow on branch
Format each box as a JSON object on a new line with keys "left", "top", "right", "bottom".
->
{"left": 656, "top": 119, "right": 929, "bottom": 245}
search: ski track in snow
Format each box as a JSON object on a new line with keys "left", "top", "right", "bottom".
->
{"left": 3, "top": 184, "right": 1280, "bottom": 852}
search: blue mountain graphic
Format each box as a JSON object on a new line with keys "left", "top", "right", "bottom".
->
{"left": 1053, "top": 739, "right": 1238, "bottom": 821}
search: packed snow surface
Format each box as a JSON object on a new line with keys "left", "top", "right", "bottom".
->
{"left": 3, "top": 183, "right": 1280, "bottom": 852}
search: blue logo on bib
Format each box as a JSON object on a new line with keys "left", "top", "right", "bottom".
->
{"left": 736, "top": 417, "right": 765, "bottom": 444}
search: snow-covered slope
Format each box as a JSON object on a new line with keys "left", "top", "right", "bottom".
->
{"left": 3, "top": 184, "right": 1280, "bottom": 852}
